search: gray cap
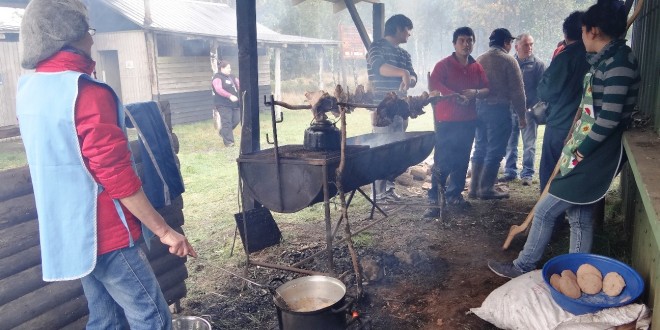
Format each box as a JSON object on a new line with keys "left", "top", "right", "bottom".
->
{"left": 20, "top": 0, "right": 89, "bottom": 69}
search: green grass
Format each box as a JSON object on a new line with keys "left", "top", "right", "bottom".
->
{"left": 0, "top": 139, "right": 27, "bottom": 171}
{"left": 175, "top": 106, "right": 436, "bottom": 263}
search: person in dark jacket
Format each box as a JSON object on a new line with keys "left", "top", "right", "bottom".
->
{"left": 212, "top": 60, "right": 241, "bottom": 147}
{"left": 537, "top": 11, "right": 591, "bottom": 192}
{"left": 501, "top": 33, "right": 545, "bottom": 186}
{"left": 488, "top": 0, "right": 640, "bottom": 279}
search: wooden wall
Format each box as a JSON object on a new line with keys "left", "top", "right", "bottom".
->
{"left": 92, "top": 31, "right": 153, "bottom": 105}
{"left": 0, "top": 104, "right": 189, "bottom": 328}
{"left": 0, "top": 39, "right": 24, "bottom": 127}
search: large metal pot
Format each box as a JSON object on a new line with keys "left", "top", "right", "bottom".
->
{"left": 272, "top": 276, "right": 352, "bottom": 330}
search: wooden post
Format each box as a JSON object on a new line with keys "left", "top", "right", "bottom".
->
{"left": 236, "top": 0, "right": 259, "bottom": 210}
{"left": 373, "top": 3, "right": 385, "bottom": 41}
{"left": 318, "top": 47, "right": 324, "bottom": 90}
{"left": 143, "top": 0, "right": 159, "bottom": 101}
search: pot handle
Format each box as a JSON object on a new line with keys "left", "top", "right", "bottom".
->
{"left": 330, "top": 294, "right": 355, "bottom": 314}
{"left": 268, "top": 277, "right": 285, "bottom": 295}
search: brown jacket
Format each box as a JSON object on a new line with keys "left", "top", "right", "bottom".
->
{"left": 476, "top": 47, "right": 526, "bottom": 118}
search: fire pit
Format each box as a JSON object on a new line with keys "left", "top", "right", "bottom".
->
{"left": 237, "top": 131, "right": 434, "bottom": 213}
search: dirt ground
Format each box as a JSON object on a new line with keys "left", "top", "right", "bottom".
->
{"left": 177, "top": 166, "right": 621, "bottom": 330}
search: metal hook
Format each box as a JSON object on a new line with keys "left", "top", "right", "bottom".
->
{"left": 266, "top": 133, "right": 274, "bottom": 145}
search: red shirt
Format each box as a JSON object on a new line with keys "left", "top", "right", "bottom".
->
{"left": 429, "top": 53, "right": 489, "bottom": 122}
{"left": 36, "top": 51, "right": 142, "bottom": 255}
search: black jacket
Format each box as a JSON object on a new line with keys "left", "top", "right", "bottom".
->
{"left": 537, "top": 41, "right": 590, "bottom": 130}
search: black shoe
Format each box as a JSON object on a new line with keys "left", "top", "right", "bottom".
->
{"left": 498, "top": 174, "right": 516, "bottom": 182}
{"left": 447, "top": 196, "right": 471, "bottom": 208}
{"left": 422, "top": 207, "right": 440, "bottom": 219}
{"left": 521, "top": 177, "right": 532, "bottom": 186}
{"left": 487, "top": 260, "right": 525, "bottom": 279}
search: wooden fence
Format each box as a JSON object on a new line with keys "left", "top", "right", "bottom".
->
{"left": 0, "top": 102, "right": 188, "bottom": 329}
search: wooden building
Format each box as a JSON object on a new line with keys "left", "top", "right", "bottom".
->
{"left": 0, "top": 0, "right": 338, "bottom": 127}
{"left": 89, "top": 0, "right": 338, "bottom": 125}
{"left": 0, "top": 9, "right": 22, "bottom": 128}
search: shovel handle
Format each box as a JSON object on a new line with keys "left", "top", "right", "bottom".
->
{"left": 502, "top": 163, "right": 559, "bottom": 250}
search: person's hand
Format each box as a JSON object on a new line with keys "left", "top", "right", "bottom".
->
{"left": 399, "top": 70, "right": 411, "bottom": 92}
{"left": 455, "top": 94, "right": 469, "bottom": 106}
{"left": 229, "top": 95, "right": 239, "bottom": 102}
{"left": 460, "top": 89, "right": 478, "bottom": 101}
{"left": 409, "top": 76, "right": 417, "bottom": 88}
{"left": 518, "top": 115, "right": 527, "bottom": 129}
{"left": 573, "top": 149, "right": 584, "bottom": 163}
{"left": 160, "top": 227, "right": 197, "bottom": 258}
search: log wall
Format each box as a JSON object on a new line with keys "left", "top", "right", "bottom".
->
{"left": 0, "top": 103, "right": 188, "bottom": 329}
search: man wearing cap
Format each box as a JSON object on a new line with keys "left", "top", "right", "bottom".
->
{"left": 470, "top": 28, "right": 526, "bottom": 200}
{"left": 16, "top": 0, "right": 196, "bottom": 328}
{"left": 500, "top": 33, "right": 546, "bottom": 186}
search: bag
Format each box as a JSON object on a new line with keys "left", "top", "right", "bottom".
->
{"left": 234, "top": 206, "right": 282, "bottom": 253}
{"left": 529, "top": 101, "right": 549, "bottom": 125}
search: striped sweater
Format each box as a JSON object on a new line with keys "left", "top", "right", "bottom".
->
{"left": 367, "top": 38, "right": 417, "bottom": 100}
{"left": 577, "top": 39, "right": 640, "bottom": 157}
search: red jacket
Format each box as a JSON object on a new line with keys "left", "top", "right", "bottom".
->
{"left": 36, "top": 51, "right": 142, "bottom": 255}
{"left": 430, "top": 53, "right": 489, "bottom": 122}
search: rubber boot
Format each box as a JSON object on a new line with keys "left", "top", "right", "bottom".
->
{"left": 478, "top": 164, "right": 509, "bottom": 199}
{"left": 468, "top": 163, "right": 483, "bottom": 199}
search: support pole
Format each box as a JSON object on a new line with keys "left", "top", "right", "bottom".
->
{"left": 373, "top": 3, "right": 385, "bottom": 41}
{"left": 236, "top": 0, "right": 260, "bottom": 210}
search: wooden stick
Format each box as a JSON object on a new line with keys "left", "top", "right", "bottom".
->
{"left": 502, "top": 108, "right": 582, "bottom": 250}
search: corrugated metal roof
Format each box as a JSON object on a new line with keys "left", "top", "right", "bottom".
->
{"left": 0, "top": 7, "right": 21, "bottom": 32}
{"left": 101, "top": 0, "right": 339, "bottom": 46}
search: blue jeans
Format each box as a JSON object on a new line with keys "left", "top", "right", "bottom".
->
{"left": 428, "top": 120, "right": 476, "bottom": 202}
{"left": 539, "top": 125, "right": 570, "bottom": 192}
{"left": 81, "top": 245, "right": 172, "bottom": 330}
{"left": 372, "top": 115, "right": 408, "bottom": 199}
{"left": 471, "top": 103, "right": 512, "bottom": 169}
{"left": 504, "top": 111, "right": 538, "bottom": 179}
{"left": 513, "top": 194, "right": 595, "bottom": 272}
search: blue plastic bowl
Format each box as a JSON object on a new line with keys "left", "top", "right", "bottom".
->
{"left": 542, "top": 253, "right": 644, "bottom": 315}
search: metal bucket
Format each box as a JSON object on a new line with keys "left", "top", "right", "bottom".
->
{"left": 172, "top": 316, "right": 212, "bottom": 330}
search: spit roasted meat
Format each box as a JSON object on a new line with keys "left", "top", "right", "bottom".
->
{"left": 304, "top": 90, "right": 337, "bottom": 121}
{"left": 373, "top": 91, "right": 440, "bottom": 127}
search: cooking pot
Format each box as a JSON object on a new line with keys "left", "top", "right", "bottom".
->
{"left": 272, "top": 276, "right": 354, "bottom": 330}
{"left": 303, "top": 120, "right": 341, "bottom": 151}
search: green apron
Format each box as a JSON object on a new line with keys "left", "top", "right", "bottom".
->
{"left": 548, "top": 72, "right": 625, "bottom": 204}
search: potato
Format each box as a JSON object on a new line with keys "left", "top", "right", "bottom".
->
{"left": 577, "top": 263, "right": 603, "bottom": 294}
{"left": 550, "top": 273, "right": 562, "bottom": 291}
{"left": 603, "top": 272, "right": 626, "bottom": 297}
{"left": 559, "top": 270, "right": 581, "bottom": 299}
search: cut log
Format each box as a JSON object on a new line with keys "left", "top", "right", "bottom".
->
{"left": 0, "top": 166, "right": 32, "bottom": 201}
{"left": 0, "top": 220, "right": 40, "bottom": 259}
{"left": 0, "top": 280, "right": 83, "bottom": 329}
{"left": 0, "top": 265, "right": 46, "bottom": 304}
{"left": 15, "top": 295, "right": 88, "bottom": 330}
{"left": 410, "top": 167, "right": 428, "bottom": 181}
{"left": 0, "top": 245, "right": 40, "bottom": 278}
{"left": 395, "top": 173, "right": 415, "bottom": 186}
{"left": 0, "top": 193, "right": 37, "bottom": 230}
